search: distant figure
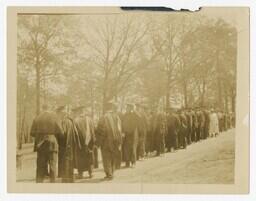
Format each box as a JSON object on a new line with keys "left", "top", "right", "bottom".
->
{"left": 209, "top": 109, "right": 219, "bottom": 137}
{"left": 122, "top": 103, "right": 140, "bottom": 168}
{"left": 152, "top": 112, "right": 166, "bottom": 156}
{"left": 166, "top": 108, "right": 180, "bottom": 152}
{"left": 190, "top": 109, "right": 197, "bottom": 143}
{"left": 30, "top": 104, "right": 63, "bottom": 183}
{"left": 217, "top": 111, "right": 224, "bottom": 133}
{"left": 145, "top": 111, "right": 154, "bottom": 156}
{"left": 112, "top": 104, "right": 123, "bottom": 169}
{"left": 194, "top": 109, "right": 201, "bottom": 142}
{"left": 203, "top": 109, "right": 210, "bottom": 139}
{"left": 96, "top": 102, "right": 123, "bottom": 180}
{"left": 198, "top": 108, "right": 206, "bottom": 140}
{"left": 135, "top": 103, "right": 148, "bottom": 161}
{"left": 178, "top": 109, "right": 188, "bottom": 149}
{"left": 73, "top": 106, "right": 96, "bottom": 179}
{"left": 184, "top": 108, "right": 193, "bottom": 145}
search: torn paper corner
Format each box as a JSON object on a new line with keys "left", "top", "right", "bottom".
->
{"left": 165, "top": 5, "right": 201, "bottom": 12}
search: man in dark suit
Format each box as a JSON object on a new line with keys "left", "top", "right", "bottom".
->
{"left": 178, "top": 109, "right": 188, "bottom": 149}
{"left": 166, "top": 108, "right": 180, "bottom": 152}
{"left": 122, "top": 103, "right": 140, "bottom": 167}
{"left": 96, "top": 102, "right": 123, "bottom": 180}
{"left": 30, "top": 104, "right": 63, "bottom": 183}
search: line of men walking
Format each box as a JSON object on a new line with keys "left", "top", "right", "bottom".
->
{"left": 30, "top": 102, "right": 235, "bottom": 183}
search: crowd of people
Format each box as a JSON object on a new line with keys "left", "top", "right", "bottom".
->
{"left": 30, "top": 102, "right": 235, "bottom": 183}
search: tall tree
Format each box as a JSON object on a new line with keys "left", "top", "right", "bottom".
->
{"left": 178, "top": 18, "right": 237, "bottom": 110}
{"left": 78, "top": 15, "right": 149, "bottom": 113}
{"left": 18, "top": 15, "right": 64, "bottom": 115}
{"left": 150, "top": 15, "right": 185, "bottom": 110}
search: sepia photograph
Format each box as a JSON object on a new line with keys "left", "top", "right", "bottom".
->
{"left": 7, "top": 6, "right": 249, "bottom": 194}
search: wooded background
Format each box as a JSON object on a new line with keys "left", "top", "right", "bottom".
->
{"left": 17, "top": 13, "right": 237, "bottom": 148}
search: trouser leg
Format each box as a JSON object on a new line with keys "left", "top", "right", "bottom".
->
{"left": 58, "top": 147, "right": 64, "bottom": 178}
{"left": 141, "top": 139, "right": 145, "bottom": 157}
{"left": 49, "top": 151, "right": 57, "bottom": 183}
{"left": 192, "top": 129, "right": 196, "bottom": 142}
{"left": 111, "top": 153, "right": 116, "bottom": 177}
{"left": 180, "top": 133, "right": 186, "bottom": 148}
{"left": 94, "top": 147, "right": 99, "bottom": 169}
{"left": 36, "top": 150, "right": 48, "bottom": 183}
{"left": 184, "top": 135, "right": 187, "bottom": 148}
{"left": 187, "top": 129, "right": 191, "bottom": 144}
{"left": 161, "top": 135, "right": 165, "bottom": 153}
{"left": 138, "top": 137, "right": 145, "bottom": 159}
{"left": 62, "top": 158, "right": 74, "bottom": 183}
{"left": 132, "top": 142, "right": 137, "bottom": 163}
{"left": 174, "top": 134, "right": 178, "bottom": 150}
{"left": 101, "top": 148, "right": 113, "bottom": 177}
{"left": 197, "top": 128, "right": 200, "bottom": 141}
{"left": 115, "top": 150, "right": 121, "bottom": 169}
{"left": 179, "top": 132, "right": 183, "bottom": 147}
{"left": 166, "top": 134, "right": 171, "bottom": 151}
{"left": 88, "top": 165, "right": 93, "bottom": 177}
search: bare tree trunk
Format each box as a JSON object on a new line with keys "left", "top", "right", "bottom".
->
{"left": 201, "top": 80, "right": 206, "bottom": 107}
{"left": 183, "top": 81, "right": 188, "bottom": 108}
{"left": 224, "top": 87, "right": 229, "bottom": 112}
{"left": 22, "top": 80, "right": 28, "bottom": 143}
{"left": 17, "top": 76, "right": 22, "bottom": 149}
{"left": 217, "top": 79, "right": 222, "bottom": 109}
{"left": 216, "top": 51, "right": 223, "bottom": 110}
{"left": 90, "top": 86, "right": 94, "bottom": 119}
{"left": 35, "top": 62, "right": 41, "bottom": 115}
{"left": 102, "top": 83, "right": 108, "bottom": 114}
{"left": 102, "top": 70, "right": 110, "bottom": 114}
{"left": 231, "top": 92, "right": 236, "bottom": 113}
{"left": 102, "top": 90, "right": 107, "bottom": 114}
{"left": 166, "top": 74, "right": 171, "bottom": 110}
{"left": 120, "top": 95, "right": 126, "bottom": 113}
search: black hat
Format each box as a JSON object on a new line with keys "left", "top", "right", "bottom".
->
{"left": 55, "top": 105, "right": 65, "bottom": 112}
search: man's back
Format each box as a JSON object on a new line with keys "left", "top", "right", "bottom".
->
{"left": 167, "top": 113, "right": 178, "bottom": 131}
{"left": 30, "top": 110, "right": 62, "bottom": 183}
{"left": 97, "top": 112, "right": 122, "bottom": 150}
{"left": 30, "top": 111, "right": 62, "bottom": 152}
{"left": 31, "top": 111, "right": 60, "bottom": 136}
{"left": 122, "top": 111, "right": 139, "bottom": 134}
{"left": 74, "top": 115, "right": 95, "bottom": 146}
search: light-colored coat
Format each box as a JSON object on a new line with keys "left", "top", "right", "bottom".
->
{"left": 209, "top": 112, "right": 219, "bottom": 136}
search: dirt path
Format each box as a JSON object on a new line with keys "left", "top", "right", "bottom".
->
{"left": 17, "top": 129, "right": 235, "bottom": 184}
